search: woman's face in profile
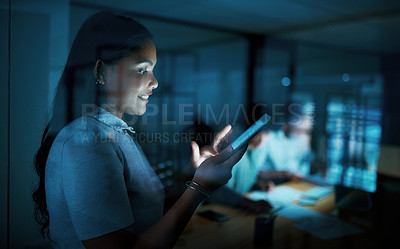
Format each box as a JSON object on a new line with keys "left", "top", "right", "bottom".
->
{"left": 103, "top": 40, "right": 158, "bottom": 116}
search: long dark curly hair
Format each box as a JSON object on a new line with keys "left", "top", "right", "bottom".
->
{"left": 32, "top": 11, "right": 153, "bottom": 238}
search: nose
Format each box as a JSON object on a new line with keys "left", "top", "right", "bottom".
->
{"left": 149, "top": 75, "right": 158, "bottom": 90}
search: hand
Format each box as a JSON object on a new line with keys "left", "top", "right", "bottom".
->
{"left": 257, "top": 180, "right": 275, "bottom": 192}
{"left": 191, "top": 125, "right": 233, "bottom": 168}
{"left": 238, "top": 197, "right": 272, "bottom": 214}
{"left": 285, "top": 171, "right": 304, "bottom": 181}
{"left": 192, "top": 145, "right": 247, "bottom": 193}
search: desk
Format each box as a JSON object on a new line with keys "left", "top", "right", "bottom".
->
{"left": 174, "top": 181, "right": 379, "bottom": 249}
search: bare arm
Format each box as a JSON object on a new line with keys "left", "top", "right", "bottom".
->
{"left": 82, "top": 188, "right": 204, "bottom": 249}
{"left": 82, "top": 126, "right": 246, "bottom": 249}
{"left": 133, "top": 186, "right": 206, "bottom": 248}
{"left": 82, "top": 187, "right": 204, "bottom": 249}
{"left": 137, "top": 144, "right": 245, "bottom": 248}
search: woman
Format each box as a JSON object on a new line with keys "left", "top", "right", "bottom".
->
{"left": 33, "top": 12, "right": 245, "bottom": 249}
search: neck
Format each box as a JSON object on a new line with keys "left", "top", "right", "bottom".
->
{"left": 102, "top": 105, "right": 123, "bottom": 119}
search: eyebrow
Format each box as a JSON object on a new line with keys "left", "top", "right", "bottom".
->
{"left": 137, "top": 60, "right": 154, "bottom": 66}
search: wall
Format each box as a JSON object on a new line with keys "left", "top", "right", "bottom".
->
{"left": 195, "top": 40, "right": 248, "bottom": 131}
{"left": 381, "top": 55, "right": 400, "bottom": 146}
{"left": 1, "top": 0, "right": 69, "bottom": 248}
{"left": 0, "top": 7, "right": 9, "bottom": 249}
{"left": 7, "top": 10, "right": 50, "bottom": 249}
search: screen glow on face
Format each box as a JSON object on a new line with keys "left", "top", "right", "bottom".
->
{"left": 103, "top": 41, "right": 158, "bottom": 116}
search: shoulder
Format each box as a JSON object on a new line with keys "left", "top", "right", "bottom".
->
{"left": 56, "top": 116, "right": 118, "bottom": 143}
{"left": 259, "top": 131, "right": 270, "bottom": 145}
{"left": 254, "top": 131, "right": 272, "bottom": 149}
{"left": 265, "top": 129, "right": 285, "bottom": 142}
{"left": 53, "top": 116, "right": 91, "bottom": 144}
{"left": 51, "top": 116, "right": 125, "bottom": 159}
{"left": 56, "top": 118, "right": 128, "bottom": 175}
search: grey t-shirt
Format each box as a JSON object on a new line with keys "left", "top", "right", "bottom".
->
{"left": 45, "top": 108, "right": 164, "bottom": 249}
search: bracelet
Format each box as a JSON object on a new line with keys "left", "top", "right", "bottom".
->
{"left": 186, "top": 181, "right": 210, "bottom": 199}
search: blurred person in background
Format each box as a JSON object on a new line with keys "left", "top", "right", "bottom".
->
{"left": 226, "top": 103, "right": 316, "bottom": 194}
{"left": 257, "top": 103, "right": 315, "bottom": 187}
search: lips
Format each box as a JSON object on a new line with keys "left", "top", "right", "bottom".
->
{"left": 138, "top": 94, "right": 149, "bottom": 100}
{"left": 138, "top": 92, "right": 152, "bottom": 102}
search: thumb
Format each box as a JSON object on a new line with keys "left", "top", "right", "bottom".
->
{"left": 191, "top": 141, "right": 200, "bottom": 167}
{"left": 221, "top": 145, "right": 247, "bottom": 169}
{"left": 210, "top": 146, "right": 234, "bottom": 165}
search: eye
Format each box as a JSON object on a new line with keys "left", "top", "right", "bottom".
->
{"left": 138, "top": 68, "right": 148, "bottom": 75}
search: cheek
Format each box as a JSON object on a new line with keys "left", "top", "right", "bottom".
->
{"left": 120, "top": 82, "right": 145, "bottom": 106}
{"left": 121, "top": 74, "right": 146, "bottom": 92}
{"left": 120, "top": 89, "right": 139, "bottom": 106}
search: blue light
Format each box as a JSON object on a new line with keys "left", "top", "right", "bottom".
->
{"left": 281, "top": 77, "right": 291, "bottom": 87}
{"left": 342, "top": 73, "right": 350, "bottom": 83}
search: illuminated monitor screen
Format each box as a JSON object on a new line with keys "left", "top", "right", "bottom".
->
{"left": 324, "top": 96, "right": 381, "bottom": 193}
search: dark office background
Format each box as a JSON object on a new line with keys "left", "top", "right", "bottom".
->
{"left": 1, "top": 0, "right": 400, "bottom": 248}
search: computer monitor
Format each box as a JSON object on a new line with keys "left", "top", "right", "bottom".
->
{"left": 323, "top": 96, "right": 382, "bottom": 193}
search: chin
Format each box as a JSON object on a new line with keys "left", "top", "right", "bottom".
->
{"left": 128, "top": 107, "right": 146, "bottom": 116}
{"left": 119, "top": 105, "right": 142, "bottom": 116}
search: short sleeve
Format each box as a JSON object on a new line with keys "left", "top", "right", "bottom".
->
{"left": 226, "top": 157, "right": 240, "bottom": 190}
{"left": 61, "top": 133, "right": 134, "bottom": 240}
{"left": 226, "top": 151, "right": 255, "bottom": 195}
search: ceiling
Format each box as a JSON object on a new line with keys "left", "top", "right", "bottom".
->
{"left": 68, "top": 0, "right": 400, "bottom": 55}
{"left": 8, "top": 0, "right": 400, "bottom": 54}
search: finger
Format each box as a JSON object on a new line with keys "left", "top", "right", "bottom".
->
{"left": 200, "top": 145, "right": 218, "bottom": 157}
{"left": 227, "top": 129, "right": 233, "bottom": 138}
{"left": 208, "top": 145, "right": 234, "bottom": 165}
{"left": 268, "top": 182, "right": 276, "bottom": 192}
{"left": 216, "top": 128, "right": 234, "bottom": 152}
{"left": 221, "top": 145, "right": 247, "bottom": 169}
{"left": 212, "top": 125, "right": 232, "bottom": 151}
{"left": 191, "top": 141, "right": 200, "bottom": 167}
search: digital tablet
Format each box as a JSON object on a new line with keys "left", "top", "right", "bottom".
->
{"left": 228, "top": 114, "right": 271, "bottom": 151}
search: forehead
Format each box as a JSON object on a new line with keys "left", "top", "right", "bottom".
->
{"left": 122, "top": 41, "right": 157, "bottom": 65}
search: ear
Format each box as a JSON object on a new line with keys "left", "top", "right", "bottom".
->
{"left": 94, "top": 59, "right": 105, "bottom": 82}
